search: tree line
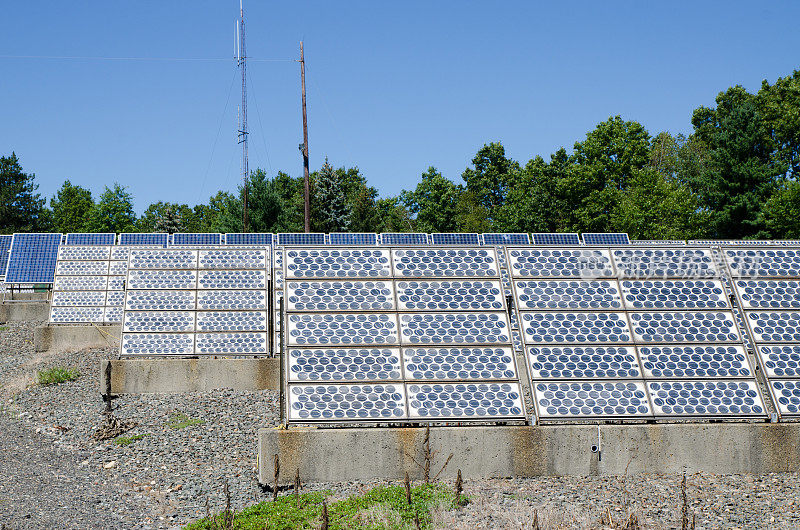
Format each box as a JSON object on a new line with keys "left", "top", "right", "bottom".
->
{"left": 3, "top": 69, "right": 800, "bottom": 239}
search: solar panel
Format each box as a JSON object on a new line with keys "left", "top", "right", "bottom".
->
{"left": 285, "top": 248, "right": 392, "bottom": 279}
{"left": 431, "top": 233, "right": 480, "bottom": 245}
{"left": 0, "top": 234, "right": 12, "bottom": 277}
{"left": 407, "top": 382, "right": 524, "bottom": 420}
{"left": 520, "top": 312, "right": 631, "bottom": 344}
{"left": 507, "top": 248, "right": 614, "bottom": 279}
{"left": 123, "top": 310, "right": 195, "bottom": 332}
{"left": 379, "top": 233, "right": 429, "bottom": 245}
{"left": 287, "top": 313, "right": 400, "bottom": 346}
{"left": 757, "top": 344, "right": 800, "bottom": 377}
{"left": 171, "top": 233, "right": 223, "bottom": 246}
{"left": 51, "top": 292, "right": 107, "bottom": 307}
{"left": 198, "top": 270, "right": 267, "bottom": 289}
{"left": 527, "top": 346, "right": 639, "bottom": 379}
{"left": 64, "top": 233, "right": 115, "bottom": 246}
{"left": 278, "top": 233, "right": 325, "bottom": 246}
{"left": 639, "top": 345, "right": 752, "bottom": 378}
{"left": 118, "top": 233, "right": 169, "bottom": 246}
{"left": 725, "top": 249, "right": 800, "bottom": 278}
{"left": 392, "top": 248, "right": 499, "bottom": 278}
{"left": 55, "top": 260, "right": 109, "bottom": 276}
{"left": 127, "top": 270, "right": 197, "bottom": 289}
{"left": 196, "top": 332, "right": 268, "bottom": 354}
{"left": 734, "top": 280, "right": 800, "bottom": 309}
{"left": 395, "top": 280, "right": 504, "bottom": 311}
{"left": 770, "top": 380, "right": 800, "bottom": 415}
{"left": 629, "top": 311, "right": 739, "bottom": 343}
{"left": 630, "top": 239, "right": 686, "bottom": 246}
{"left": 224, "top": 233, "right": 273, "bottom": 246}
{"left": 54, "top": 276, "right": 107, "bottom": 291}
{"left": 513, "top": 280, "right": 622, "bottom": 310}
{"left": 328, "top": 233, "right": 377, "bottom": 245}
{"left": 288, "top": 383, "right": 407, "bottom": 422}
{"left": 533, "top": 381, "right": 651, "bottom": 419}
{"left": 531, "top": 233, "right": 580, "bottom": 246}
{"left": 122, "top": 333, "right": 195, "bottom": 356}
{"left": 582, "top": 233, "right": 630, "bottom": 245}
{"left": 196, "top": 290, "right": 267, "bottom": 310}
{"left": 49, "top": 306, "right": 105, "bottom": 323}
{"left": 196, "top": 310, "right": 267, "bottom": 331}
{"left": 5, "top": 233, "right": 62, "bottom": 283}
{"left": 399, "top": 312, "right": 510, "bottom": 345}
{"left": 124, "top": 290, "right": 196, "bottom": 311}
{"left": 648, "top": 381, "right": 764, "bottom": 417}
{"left": 612, "top": 248, "right": 717, "bottom": 278}
{"left": 481, "top": 233, "right": 530, "bottom": 245}
{"left": 129, "top": 249, "right": 197, "bottom": 269}
{"left": 620, "top": 280, "right": 729, "bottom": 310}
{"left": 58, "top": 245, "right": 110, "bottom": 261}
{"left": 286, "top": 280, "right": 396, "bottom": 312}
{"left": 747, "top": 311, "right": 800, "bottom": 342}
{"left": 289, "top": 348, "right": 402, "bottom": 382}
{"left": 403, "top": 346, "right": 517, "bottom": 380}
{"left": 198, "top": 249, "right": 267, "bottom": 269}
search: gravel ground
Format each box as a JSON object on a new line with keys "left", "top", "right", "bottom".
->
{"left": 1, "top": 319, "right": 800, "bottom": 529}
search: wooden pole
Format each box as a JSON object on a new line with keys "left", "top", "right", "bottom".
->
{"left": 300, "top": 42, "right": 311, "bottom": 233}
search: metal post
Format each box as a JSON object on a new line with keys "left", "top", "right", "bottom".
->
{"left": 279, "top": 295, "right": 285, "bottom": 426}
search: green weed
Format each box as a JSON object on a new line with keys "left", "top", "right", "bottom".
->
{"left": 37, "top": 367, "right": 80, "bottom": 386}
{"left": 114, "top": 433, "right": 148, "bottom": 446}
{"left": 168, "top": 412, "right": 205, "bottom": 430}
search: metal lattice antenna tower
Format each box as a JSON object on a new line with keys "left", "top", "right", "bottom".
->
{"left": 236, "top": 0, "right": 249, "bottom": 231}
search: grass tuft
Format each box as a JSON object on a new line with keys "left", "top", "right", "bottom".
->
{"left": 168, "top": 412, "right": 205, "bottom": 430}
{"left": 114, "top": 433, "right": 148, "bottom": 446}
{"left": 185, "top": 483, "right": 460, "bottom": 530}
{"left": 37, "top": 367, "right": 80, "bottom": 386}
{"left": 0, "top": 325, "right": 8, "bottom": 331}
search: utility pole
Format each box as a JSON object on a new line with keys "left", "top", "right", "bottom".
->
{"left": 300, "top": 41, "right": 310, "bottom": 233}
{"left": 237, "top": 0, "right": 249, "bottom": 231}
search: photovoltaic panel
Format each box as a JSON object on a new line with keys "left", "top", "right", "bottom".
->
{"left": 481, "top": 233, "right": 530, "bottom": 245}
{"left": 289, "top": 347, "right": 402, "bottom": 382}
{"left": 639, "top": 345, "right": 752, "bottom": 378}
{"left": 58, "top": 245, "right": 110, "bottom": 261}
{"left": 582, "top": 233, "right": 630, "bottom": 245}
{"left": 379, "top": 233, "right": 429, "bottom": 245}
{"left": 118, "top": 233, "right": 169, "bottom": 246}
{"left": 198, "top": 269, "right": 267, "bottom": 289}
{"left": 630, "top": 240, "right": 687, "bottom": 246}
{"left": 507, "top": 248, "right": 614, "bottom": 279}
{"left": 612, "top": 248, "right": 717, "bottom": 278}
{"left": 224, "top": 233, "right": 273, "bottom": 246}
{"left": 51, "top": 291, "right": 106, "bottom": 307}
{"left": 734, "top": 280, "right": 800, "bottom": 309}
{"left": 196, "top": 290, "right": 267, "bottom": 310}
{"left": 285, "top": 248, "right": 392, "bottom": 279}
{"left": 5, "top": 233, "right": 62, "bottom": 283}
{"left": 520, "top": 312, "right": 632, "bottom": 344}
{"left": 288, "top": 383, "right": 407, "bottom": 421}
{"left": 527, "top": 345, "right": 639, "bottom": 379}
{"left": 172, "top": 233, "right": 222, "bottom": 246}
{"left": 328, "top": 233, "right": 377, "bottom": 245}
{"left": 407, "top": 382, "right": 524, "bottom": 420}
{"left": 747, "top": 311, "right": 800, "bottom": 342}
{"left": 49, "top": 306, "right": 105, "bottom": 323}
{"left": 0, "top": 234, "right": 12, "bottom": 277}
{"left": 769, "top": 380, "right": 800, "bottom": 415}
{"left": 64, "top": 233, "right": 116, "bottom": 246}
{"left": 55, "top": 260, "right": 109, "bottom": 276}
{"left": 402, "top": 346, "right": 517, "bottom": 381}
{"left": 127, "top": 269, "right": 197, "bottom": 289}
{"left": 694, "top": 240, "right": 800, "bottom": 246}
{"left": 430, "top": 233, "right": 480, "bottom": 245}
{"left": 53, "top": 276, "right": 107, "bottom": 291}
{"left": 399, "top": 312, "right": 510, "bottom": 345}
{"left": 629, "top": 311, "right": 739, "bottom": 343}
{"left": 122, "top": 333, "right": 194, "bottom": 356}
{"left": 124, "top": 290, "right": 196, "bottom": 311}
{"left": 196, "top": 332, "right": 267, "bottom": 355}
{"left": 278, "top": 233, "right": 325, "bottom": 246}
{"left": 533, "top": 381, "right": 651, "bottom": 419}
{"left": 531, "top": 233, "right": 580, "bottom": 246}
{"left": 198, "top": 248, "right": 267, "bottom": 269}
{"left": 392, "top": 248, "right": 499, "bottom": 278}
{"left": 129, "top": 249, "right": 197, "bottom": 269}
{"left": 648, "top": 381, "right": 764, "bottom": 417}
{"left": 286, "top": 280, "right": 396, "bottom": 311}
{"left": 757, "top": 344, "right": 800, "bottom": 377}
{"left": 395, "top": 280, "right": 504, "bottom": 311}
{"left": 287, "top": 313, "right": 400, "bottom": 346}
{"left": 620, "top": 280, "right": 729, "bottom": 310}
{"left": 725, "top": 249, "right": 800, "bottom": 278}
{"left": 513, "top": 280, "right": 622, "bottom": 310}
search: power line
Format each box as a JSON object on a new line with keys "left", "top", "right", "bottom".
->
{"left": 0, "top": 54, "right": 292, "bottom": 62}
{"left": 197, "top": 67, "right": 239, "bottom": 204}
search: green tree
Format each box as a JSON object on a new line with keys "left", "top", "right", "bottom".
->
{"left": 375, "top": 196, "right": 413, "bottom": 232}
{"left": 461, "top": 142, "right": 519, "bottom": 223}
{"left": 313, "top": 159, "right": 350, "bottom": 232}
{"left": 761, "top": 179, "right": 800, "bottom": 238}
{"left": 758, "top": 70, "right": 800, "bottom": 180}
{"left": 0, "top": 153, "right": 47, "bottom": 233}
{"left": 50, "top": 180, "right": 95, "bottom": 233}
{"left": 86, "top": 183, "right": 136, "bottom": 233}
{"left": 401, "top": 167, "right": 459, "bottom": 232}
{"left": 454, "top": 189, "right": 491, "bottom": 233}
{"left": 212, "top": 170, "right": 284, "bottom": 233}
{"left": 136, "top": 202, "right": 192, "bottom": 233}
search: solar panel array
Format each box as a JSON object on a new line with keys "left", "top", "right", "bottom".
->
{"left": 225, "top": 233, "right": 273, "bottom": 246}
{"left": 582, "top": 233, "right": 631, "bottom": 245}
{"left": 532, "top": 233, "right": 581, "bottom": 246}
{"left": 284, "top": 246, "right": 524, "bottom": 423}
{"left": 5, "top": 233, "right": 62, "bottom": 284}
{"left": 118, "top": 233, "right": 169, "bottom": 247}
{"left": 510, "top": 246, "right": 766, "bottom": 421}
{"left": 119, "top": 248, "right": 270, "bottom": 356}
{"left": 430, "top": 233, "right": 480, "bottom": 246}
{"left": 328, "top": 233, "right": 378, "bottom": 246}
{"left": 49, "top": 245, "right": 129, "bottom": 324}
{"left": 65, "top": 233, "right": 116, "bottom": 246}
{"left": 0, "top": 235, "right": 12, "bottom": 278}
{"left": 172, "top": 233, "right": 223, "bottom": 246}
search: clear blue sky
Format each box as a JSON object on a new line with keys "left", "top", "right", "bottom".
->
{"left": 2, "top": 1, "right": 799, "bottom": 213}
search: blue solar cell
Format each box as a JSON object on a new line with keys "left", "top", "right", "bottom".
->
{"left": 278, "top": 233, "right": 326, "bottom": 245}
{"left": 399, "top": 312, "right": 510, "bottom": 345}
{"left": 582, "top": 233, "right": 631, "bottom": 245}
{"left": 507, "top": 248, "right": 614, "bottom": 279}
{"left": 735, "top": 280, "right": 800, "bottom": 309}
{"left": 639, "top": 345, "right": 752, "bottom": 378}
{"left": 648, "top": 381, "right": 764, "bottom": 417}
{"left": 748, "top": 311, "right": 800, "bottom": 342}
{"left": 725, "top": 249, "right": 800, "bottom": 278}
{"left": 620, "top": 280, "right": 728, "bottom": 309}
{"left": 629, "top": 311, "right": 739, "bottom": 343}
{"left": 527, "top": 345, "right": 638, "bottom": 379}
{"left": 328, "top": 233, "right": 378, "bottom": 245}
{"left": 403, "top": 346, "right": 517, "bottom": 381}
{"left": 534, "top": 381, "right": 651, "bottom": 418}
{"left": 5, "top": 233, "right": 62, "bottom": 283}
{"left": 289, "top": 348, "right": 402, "bottom": 382}
{"left": 531, "top": 233, "right": 581, "bottom": 246}
{"left": 408, "top": 382, "right": 524, "bottom": 419}
{"left": 514, "top": 280, "right": 622, "bottom": 310}
{"left": 288, "top": 383, "right": 406, "bottom": 421}
{"left": 64, "top": 233, "right": 116, "bottom": 245}
{"left": 757, "top": 344, "right": 800, "bottom": 377}
{"left": 770, "top": 380, "right": 800, "bottom": 415}
{"left": 392, "top": 249, "right": 499, "bottom": 278}
{"left": 396, "top": 280, "right": 504, "bottom": 311}
{"left": 379, "top": 233, "right": 429, "bottom": 245}
{"left": 172, "top": 233, "right": 222, "bottom": 245}
{"left": 0, "top": 235, "right": 13, "bottom": 277}
{"left": 612, "top": 248, "right": 717, "bottom": 278}
{"left": 224, "top": 233, "right": 273, "bottom": 245}
{"left": 431, "top": 233, "right": 480, "bottom": 245}
{"left": 482, "top": 233, "right": 530, "bottom": 245}
{"left": 521, "top": 312, "right": 631, "bottom": 344}
{"left": 118, "top": 233, "right": 169, "bottom": 247}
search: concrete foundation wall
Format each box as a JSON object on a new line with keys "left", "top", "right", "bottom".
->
{"left": 101, "top": 358, "right": 279, "bottom": 393}
{"left": 258, "top": 423, "right": 800, "bottom": 484}
{"left": 0, "top": 301, "right": 50, "bottom": 323}
{"left": 35, "top": 325, "right": 120, "bottom": 352}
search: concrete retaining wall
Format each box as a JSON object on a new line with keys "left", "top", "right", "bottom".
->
{"left": 0, "top": 301, "right": 50, "bottom": 323}
{"left": 258, "top": 423, "right": 799, "bottom": 484}
{"left": 35, "top": 325, "right": 120, "bottom": 352}
{"left": 101, "top": 358, "right": 279, "bottom": 393}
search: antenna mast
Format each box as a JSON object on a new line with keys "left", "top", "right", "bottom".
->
{"left": 237, "top": 0, "right": 249, "bottom": 231}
